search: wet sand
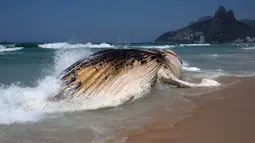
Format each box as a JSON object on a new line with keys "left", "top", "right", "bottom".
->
{"left": 118, "top": 77, "right": 255, "bottom": 143}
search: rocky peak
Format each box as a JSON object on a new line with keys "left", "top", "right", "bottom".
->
{"left": 213, "top": 6, "right": 236, "bottom": 23}
{"left": 226, "top": 10, "right": 236, "bottom": 21}
{"left": 214, "top": 5, "right": 227, "bottom": 16}
{"left": 155, "top": 5, "right": 255, "bottom": 43}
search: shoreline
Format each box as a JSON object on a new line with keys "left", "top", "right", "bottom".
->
{"left": 109, "top": 76, "right": 255, "bottom": 143}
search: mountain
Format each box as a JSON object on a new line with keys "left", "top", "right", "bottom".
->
{"left": 240, "top": 19, "right": 255, "bottom": 28}
{"left": 155, "top": 6, "right": 255, "bottom": 44}
{"left": 188, "top": 16, "right": 213, "bottom": 26}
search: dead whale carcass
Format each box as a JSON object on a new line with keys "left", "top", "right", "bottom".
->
{"left": 50, "top": 48, "right": 219, "bottom": 105}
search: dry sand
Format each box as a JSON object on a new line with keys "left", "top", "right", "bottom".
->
{"left": 117, "top": 77, "right": 255, "bottom": 143}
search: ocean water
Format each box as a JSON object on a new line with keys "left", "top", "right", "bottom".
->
{"left": 0, "top": 42, "right": 255, "bottom": 142}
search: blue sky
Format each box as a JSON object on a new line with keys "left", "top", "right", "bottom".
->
{"left": 0, "top": 0, "right": 254, "bottom": 43}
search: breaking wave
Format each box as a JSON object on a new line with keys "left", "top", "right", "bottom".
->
{"left": 182, "top": 61, "right": 228, "bottom": 78}
{"left": 137, "top": 45, "right": 175, "bottom": 49}
{"left": 243, "top": 47, "right": 255, "bottom": 50}
{"left": 0, "top": 45, "right": 23, "bottom": 53}
{"left": 182, "top": 61, "right": 201, "bottom": 72}
{"left": 183, "top": 66, "right": 201, "bottom": 72}
{"left": 179, "top": 43, "right": 211, "bottom": 47}
{"left": 3, "top": 42, "right": 214, "bottom": 50}
{"left": 0, "top": 49, "right": 93, "bottom": 124}
{"left": 39, "top": 42, "right": 114, "bottom": 49}
{"left": 208, "top": 54, "right": 219, "bottom": 57}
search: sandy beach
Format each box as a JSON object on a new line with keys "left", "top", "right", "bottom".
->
{"left": 112, "top": 76, "right": 255, "bottom": 143}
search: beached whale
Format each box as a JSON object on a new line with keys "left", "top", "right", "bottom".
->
{"left": 50, "top": 49, "right": 220, "bottom": 105}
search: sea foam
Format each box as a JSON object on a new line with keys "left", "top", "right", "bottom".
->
{"left": 0, "top": 49, "right": 93, "bottom": 124}
{"left": 0, "top": 45, "right": 23, "bottom": 53}
{"left": 180, "top": 43, "right": 211, "bottom": 47}
{"left": 137, "top": 45, "right": 175, "bottom": 49}
{"left": 183, "top": 66, "right": 201, "bottom": 72}
{"left": 243, "top": 47, "right": 255, "bottom": 50}
{"left": 39, "top": 42, "right": 114, "bottom": 49}
{"left": 182, "top": 61, "right": 201, "bottom": 72}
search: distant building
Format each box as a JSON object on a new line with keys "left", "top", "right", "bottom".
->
{"left": 199, "top": 35, "right": 205, "bottom": 43}
{"left": 246, "top": 37, "right": 255, "bottom": 42}
{"left": 234, "top": 38, "right": 241, "bottom": 43}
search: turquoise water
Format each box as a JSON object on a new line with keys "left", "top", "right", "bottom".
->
{"left": 0, "top": 42, "right": 255, "bottom": 142}
{"left": 1, "top": 43, "right": 254, "bottom": 85}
